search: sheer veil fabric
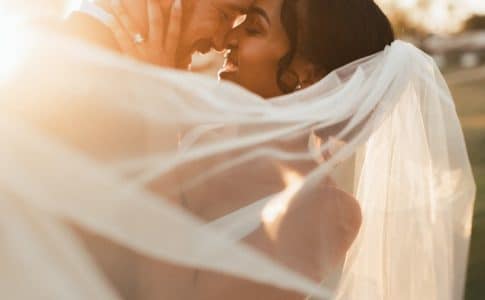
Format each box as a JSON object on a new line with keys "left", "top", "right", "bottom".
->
{"left": 0, "top": 6, "right": 476, "bottom": 300}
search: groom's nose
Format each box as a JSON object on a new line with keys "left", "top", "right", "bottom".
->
{"left": 212, "top": 32, "right": 227, "bottom": 52}
{"left": 224, "top": 35, "right": 238, "bottom": 51}
{"left": 212, "top": 21, "right": 236, "bottom": 52}
{"left": 223, "top": 27, "right": 239, "bottom": 50}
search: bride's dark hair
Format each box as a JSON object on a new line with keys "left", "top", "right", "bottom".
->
{"left": 277, "top": 0, "right": 395, "bottom": 93}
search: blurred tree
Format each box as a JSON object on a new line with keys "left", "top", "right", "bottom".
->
{"left": 387, "top": 10, "right": 426, "bottom": 38}
{"left": 463, "top": 14, "right": 485, "bottom": 31}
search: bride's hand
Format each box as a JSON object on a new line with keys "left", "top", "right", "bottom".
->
{"left": 108, "top": 0, "right": 182, "bottom": 67}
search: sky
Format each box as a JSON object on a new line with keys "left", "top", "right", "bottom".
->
{"left": 377, "top": 0, "right": 485, "bottom": 33}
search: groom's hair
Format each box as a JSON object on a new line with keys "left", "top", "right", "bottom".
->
{"left": 277, "top": 0, "right": 395, "bottom": 93}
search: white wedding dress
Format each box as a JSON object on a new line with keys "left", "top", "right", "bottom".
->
{"left": 0, "top": 2, "right": 476, "bottom": 299}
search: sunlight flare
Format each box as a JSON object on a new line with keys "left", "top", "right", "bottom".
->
{"left": 262, "top": 168, "right": 304, "bottom": 240}
{"left": 0, "top": 18, "right": 27, "bottom": 82}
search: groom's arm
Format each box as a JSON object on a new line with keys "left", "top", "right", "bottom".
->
{"left": 35, "top": 10, "right": 121, "bottom": 52}
{"left": 62, "top": 11, "right": 121, "bottom": 52}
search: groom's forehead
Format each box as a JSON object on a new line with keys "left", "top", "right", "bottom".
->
{"left": 215, "top": 0, "right": 255, "bottom": 13}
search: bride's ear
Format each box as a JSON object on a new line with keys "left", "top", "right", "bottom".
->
{"left": 291, "top": 57, "right": 326, "bottom": 89}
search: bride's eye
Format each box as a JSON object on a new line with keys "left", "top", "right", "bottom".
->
{"left": 243, "top": 18, "right": 263, "bottom": 36}
{"left": 245, "top": 27, "right": 261, "bottom": 36}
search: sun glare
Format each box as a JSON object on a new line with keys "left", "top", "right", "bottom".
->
{"left": 0, "top": 0, "right": 78, "bottom": 81}
{"left": 396, "top": 0, "right": 418, "bottom": 9}
{"left": 261, "top": 168, "right": 304, "bottom": 239}
{"left": 0, "top": 16, "right": 27, "bottom": 82}
{"left": 378, "top": 0, "right": 485, "bottom": 34}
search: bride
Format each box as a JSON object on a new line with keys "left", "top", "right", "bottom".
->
{"left": 0, "top": 0, "right": 475, "bottom": 299}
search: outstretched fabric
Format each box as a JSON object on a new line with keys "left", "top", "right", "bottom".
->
{"left": 0, "top": 3, "right": 476, "bottom": 300}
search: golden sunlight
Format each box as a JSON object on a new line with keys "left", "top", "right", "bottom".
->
{"left": 0, "top": 1, "right": 80, "bottom": 82}
{"left": 261, "top": 168, "right": 304, "bottom": 240}
{"left": 0, "top": 17, "right": 26, "bottom": 82}
{"left": 377, "top": 0, "right": 485, "bottom": 34}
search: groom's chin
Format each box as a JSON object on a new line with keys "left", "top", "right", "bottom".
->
{"left": 218, "top": 70, "right": 238, "bottom": 83}
{"left": 217, "top": 71, "right": 237, "bottom": 83}
{"left": 176, "top": 55, "right": 192, "bottom": 70}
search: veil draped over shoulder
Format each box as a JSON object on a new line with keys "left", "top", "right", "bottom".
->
{"left": 0, "top": 3, "right": 476, "bottom": 300}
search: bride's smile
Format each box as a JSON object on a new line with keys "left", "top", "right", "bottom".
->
{"left": 220, "top": 48, "right": 239, "bottom": 74}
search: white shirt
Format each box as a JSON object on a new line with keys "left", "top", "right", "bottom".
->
{"left": 78, "top": 1, "right": 114, "bottom": 27}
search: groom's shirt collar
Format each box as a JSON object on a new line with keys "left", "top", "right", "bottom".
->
{"left": 78, "top": 1, "right": 114, "bottom": 27}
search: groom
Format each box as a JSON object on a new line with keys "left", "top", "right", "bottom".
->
{"left": 62, "top": 0, "right": 253, "bottom": 68}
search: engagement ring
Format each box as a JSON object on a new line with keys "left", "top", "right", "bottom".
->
{"left": 133, "top": 33, "right": 145, "bottom": 45}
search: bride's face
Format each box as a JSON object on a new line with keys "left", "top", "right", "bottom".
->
{"left": 218, "top": 0, "right": 291, "bottom": 98}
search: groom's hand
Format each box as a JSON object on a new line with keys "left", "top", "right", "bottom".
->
{"left": 108, "top": 0, "right": 182, "bottom": 67}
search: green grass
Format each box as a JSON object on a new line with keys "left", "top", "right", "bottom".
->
{"left": 449, "top": 78, "right": 485, "bottom": 300}
{"left": 464, "top": 128, "right": 485, "bottom": 300}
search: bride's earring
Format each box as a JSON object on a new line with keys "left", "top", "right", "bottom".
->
{"left": 278, "top": 69, "right": 302, "bottom": 93}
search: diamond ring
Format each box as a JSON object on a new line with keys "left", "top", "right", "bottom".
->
{"left": 133, "top": 33, "right": 145, "bottom": 45}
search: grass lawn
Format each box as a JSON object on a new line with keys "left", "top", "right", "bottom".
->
{"left": 449, "top": 75, "right": 485, "bottom": 300}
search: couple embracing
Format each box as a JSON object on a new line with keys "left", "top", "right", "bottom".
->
{"left": 3, "top": 1, "right": 474, "bottom": 299}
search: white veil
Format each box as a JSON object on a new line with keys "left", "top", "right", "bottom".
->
{"left": 0, "top": 4, "right": 476, "bottom": 299}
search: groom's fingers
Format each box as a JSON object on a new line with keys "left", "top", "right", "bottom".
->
{"left": 111, "top": 0, "right": 142, "bottom": 42}
{"left": 164, "top": 0, "right": 182, "bottom": 59}
{"left": 147, "top": 0, "right": 163, "bottom": 45}
{"left": 107, "top": 17, "right": 139, "bottom": 57}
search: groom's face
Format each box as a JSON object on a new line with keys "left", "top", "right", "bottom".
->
{"left": 177, "top": 0, "right": 254, "bottom": 68}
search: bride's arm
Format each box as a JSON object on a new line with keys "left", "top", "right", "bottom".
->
{"left": 193, "top": 176, "right": 362, "bottom": 300}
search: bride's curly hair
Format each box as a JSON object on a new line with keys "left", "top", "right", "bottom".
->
{"left": 277, "top": 0, "right": 395, "bottom": 93}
